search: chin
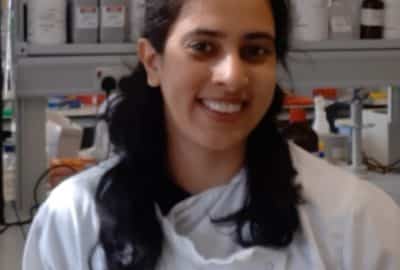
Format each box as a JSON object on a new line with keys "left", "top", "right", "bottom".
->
{"left": 196, "top": 135, "right": 246, "bottom": 153}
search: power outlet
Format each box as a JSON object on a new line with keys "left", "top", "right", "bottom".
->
{"left": 94, "top": 66, "right": 132, "bottom": 92}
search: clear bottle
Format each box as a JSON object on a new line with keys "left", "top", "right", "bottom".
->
{"left": 384, "top": 0, "right": 400, "bottom": 39}
{"left": 291, "top": 0, "right": 330, "bottom": 42}
{"left": 360, "top": 0, "right": 384, "bottom": 39}
{"left": 329, "top": 0, "right": 360, "bottom": 40}
{"left": 27, "top": 0, "right": 67, "bottom": 45}
{"left": 2, "top": 143, "right": 16, "bottom": 202}
{"left": 129, "top": 0, "right": 145, "bottom": 42}
{"left": 71, "top": 0, "right": 99, "bottom": 43}
{"left": 99, "top": 0, "right": 128, "bottom": 43}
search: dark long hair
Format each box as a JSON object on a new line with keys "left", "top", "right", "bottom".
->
{"left": 93, "top": 1, "right": 302, "bottom": 269}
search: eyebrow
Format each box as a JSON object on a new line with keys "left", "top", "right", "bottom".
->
{"left": 184, "top": 28, "right": 275, "bottom": 41}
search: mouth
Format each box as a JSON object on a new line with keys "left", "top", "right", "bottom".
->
{"left": 198, "top": 99, "right": 247, "bottom": 114}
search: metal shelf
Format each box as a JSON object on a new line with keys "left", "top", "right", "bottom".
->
{"left": 16, "top": 55, "right": 137, "bottom": 97}
{"left": 16, "top": 40, "right": 400, "bottom": 97}
{"left": 17, "top": 43, "right": 136, "bottom": 57}
{"left": 281, "top": 41, "right": 400, "bottom": 90}
{"left": 291, "top": 39, "right": 400, "bottom": 52}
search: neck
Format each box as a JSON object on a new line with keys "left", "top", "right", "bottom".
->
{"left": 167, "top": 136, "right": 245, "bottom": 195}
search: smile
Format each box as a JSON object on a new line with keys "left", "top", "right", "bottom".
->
{"left": 201, "top": 99, "right": 244, "bottom": 114}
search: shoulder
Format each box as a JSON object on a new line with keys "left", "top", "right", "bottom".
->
{"left": 46, "top": 156, "right": 120, "bottom": 216}
{"left": 23, "top": 157, "right": 119, "bottom": 269}
{"left": 289, "top": 144, "right": 400, "bottom": 269}
{"left": 289, "top": 143, "right": 398, "bottom": 216}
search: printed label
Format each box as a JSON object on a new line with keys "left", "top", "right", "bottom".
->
{"left": 101, "top": 4, "right": 126, "bottom": 28}
{"left": 76, "top": 6, "right": 98, "bottom": 29}
{"left": 331, "top": 16, "right": 352, "bottom": 33}
{"left": 361, "top": 9, "right": 384, "bottom": 27}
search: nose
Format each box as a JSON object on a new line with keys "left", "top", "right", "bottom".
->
{"left": 212, "top": 54, "right": 249, "bottom": 92}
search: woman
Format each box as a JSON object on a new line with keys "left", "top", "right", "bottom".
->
{"left": 23, "top": 0, "right": 400, "bottom": 269}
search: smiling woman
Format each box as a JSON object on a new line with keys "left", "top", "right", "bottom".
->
{"left": 22, "top": 1, "right": 400, "bottom": 270}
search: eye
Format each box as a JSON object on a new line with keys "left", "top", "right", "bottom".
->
{"left": 187, "top": 41, "right": 216, "bottom": 55}
{"left": 241, "top": 45, "right": 273, "bottom": 62}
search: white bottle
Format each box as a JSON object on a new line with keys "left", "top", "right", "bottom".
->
{"left": 291, "top": 0, "right": 329, "bottom": 42}
{"left": 3, "top": 143, "right": 16, "bottom": 202}
{"left": 312, "top": 96, "right": 331, "bottom": 135}
{"left": 384, "top": 0, "right": 400, "bottom": 39}
{"left": 129, "top": 0, "right": 146, "bottom": 42}
{"left": 99, "top": 0, "right": 127, "bottom": 43}
{"left": 329, "top": 0, "right": 360, "bottom": 40}
{"left": 28, "top": 0, "right": 67, "bottom": 45}
{"left": 71, "top": 0, "right": 99, "bottom": 43}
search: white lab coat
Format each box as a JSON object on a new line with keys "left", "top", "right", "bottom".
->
{"left": 22, "top": 144, "right": 400, "bottom": 270}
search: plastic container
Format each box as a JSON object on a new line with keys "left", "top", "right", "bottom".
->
{"left": 283, "top": 108, "right": 319, "bottom": 153}
{"left": 290, "top": 0, "right": 329, "bottom": 42}
{"left": 27, "top": 0, "right": 67, "bottom": 45}
{"left": 129, "top": 0, "right": 145, "bottom": 42}
{"left": 384, "top": 0, "right": 400, "bottom": 39}
{"left": 3, "top": 144, "right": 16, "bottom": 202}
{"left": 71, "top": 0, "right": 99, "bottom": 43}
{"left": 99, "top": 0, "right": 127, "bottom": 43}
{"left": 312, "top": 96, "right": 331, "bottom": 157}
{"left": 312, "top": 96, "right": 331, "bottom": 135}
{"left": 329, "top": 0, "right": 360, "bottom": 40}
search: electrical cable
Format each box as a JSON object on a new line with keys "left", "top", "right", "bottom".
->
{"left": 363, "top": 152, "right": 400, "bottom": 174}
{"left": 11, "top": 201, "right": 26, "bottom": 239}
{"left": 0, "top": 165, "right": 77, "bottom": 235}
{"left": 0, "top": 225, "right": 8, "bottom": 234}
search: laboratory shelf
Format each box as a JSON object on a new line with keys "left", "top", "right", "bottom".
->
{"left": 291, "top": 39, "right": 400, "bottom": 51}
{"left": 15, "top": 39, "right": 400, "bottom": 97}
{"left": 16, "top": 55, "right": 137, "bottom": 97}
{"left": 281, "top": 40, "right": 400, "bottom": 90}
{"left": 16, "top": 43, "right": 137, "bottom": 57}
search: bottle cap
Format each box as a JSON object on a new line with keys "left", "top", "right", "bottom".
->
{"left": 289, "top": 108, "right": 307, "bottom": 123}
{"left": 3, "top": 144, "right": 15, "bottom": 153}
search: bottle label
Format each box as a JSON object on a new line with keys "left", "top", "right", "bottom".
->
{"left": 331, "top": 16, "right": 352, "bottom": 33}
{"left": 101, "top": 4, "right": 126, "bottom": 28}
{"left": 291, "top": 3, "right": 329, "bottom": 41}
{"left": 28, "top": 6, "right": 66, "bottom": 44}
{"left": 76, "top": 6, "right": 98, "bottom": 29}
{"left": 361, "top": 9, "right": 384, "bottom": 27}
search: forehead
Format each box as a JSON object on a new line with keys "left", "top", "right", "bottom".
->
{"left": 169, "top": 0, "right": 275, "bottom": 38}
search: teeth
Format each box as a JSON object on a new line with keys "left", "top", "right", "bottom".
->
{"left": 202, "top": 99, "right": 243, "bottom": 113}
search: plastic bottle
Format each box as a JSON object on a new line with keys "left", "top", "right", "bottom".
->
{"left": 329, "top": 0, "right": 360, "bottom": 40}
{"left": 283, "top": 108, "right": 319, "bottom": 153}
{"left": 360, "top": 0, "right": 384, "bottom": 39}
{"left": 129, "top": 0, "right": 145, "bottom": 42}
{"left": 291, "top": 0, "right": 329, "bottom": 42}
{"left": 312, "top": 96, "right": 331, "bottom": 135}
{"left": 99, "top": 0, "right": 127, "bottom": 43}
{"left": 312, "top": 96, "right": 331, "bottom": 157}
{"left": 27, "top": 0, "right": 67, "bottom": 45}
{"left": 384, "top": 0, "right": 400, "bottom": 39}
{"left": 2, "top": 143, "right": 16, "bottom": 202}
{"left": 71, "top": 0, "right": 99, "bottom": 43}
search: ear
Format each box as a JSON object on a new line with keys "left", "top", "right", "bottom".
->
{"left": 137, "top": 38, "right": 162, "bottom": 87}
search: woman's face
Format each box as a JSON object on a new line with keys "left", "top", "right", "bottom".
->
{"left": 140, "top": 0, "right": 277, "bottom": 153}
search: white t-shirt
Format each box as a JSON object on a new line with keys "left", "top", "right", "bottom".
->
{"left": 22, "top": 145, "right": 400, "bottom": 270}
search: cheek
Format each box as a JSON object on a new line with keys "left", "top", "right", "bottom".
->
{"left": 254, "top": 70, "right": 276, "bottom": 111}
